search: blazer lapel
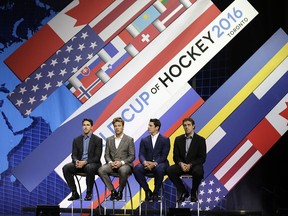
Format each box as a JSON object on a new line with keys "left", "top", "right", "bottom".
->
{"left": 115, "top": 135, "right": 126, "bottom": 153}
{"left": 186, "top": 135, "right": 196, "bottom": 157}
{"left": 149, "top": 136, "right": 154, "bottom": 149}
{"left": 110, "top": 137, "right": 117, "bottom": 153}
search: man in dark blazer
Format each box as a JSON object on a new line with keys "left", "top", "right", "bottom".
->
{"left": 62, "top": 118, "right": 103, "bottom": 201}
{"left": 98, "top": 117, "right": 135, "bottom": 201}
{"left": 167, "top": 117, "right": 206, "bottom": 202}
{"left": 133, "top": 118, "right": 170, "bottom": 201}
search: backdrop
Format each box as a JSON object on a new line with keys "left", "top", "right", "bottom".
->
{"left": 0, "top": 0, "right": 287, "bottom": 215}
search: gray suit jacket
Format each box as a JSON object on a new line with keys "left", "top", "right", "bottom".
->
{"left": 104, "top": 134, "right": 135, "bottom": 167}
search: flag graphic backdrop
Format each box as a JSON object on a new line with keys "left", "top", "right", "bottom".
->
{"left": 3, "top": 0, "right": 287, "bottom": 213}
{"left": 177, "top": 29, "right": 288, "bottom": 210}
{"left": 6, "top": 0, "right": 155, "bottom": 116}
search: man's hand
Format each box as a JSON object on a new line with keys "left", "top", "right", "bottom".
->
{"left": 143, "top": 161, "right": 156, "bottom": 171}
{"left": 179, "top": 162, "right": 191, "bottom": 172}
{"left": 111, "top": 161, "right": 122, "bottom": 169}
{"left": 75, "top": 160, "right": 87, "bottom": 168}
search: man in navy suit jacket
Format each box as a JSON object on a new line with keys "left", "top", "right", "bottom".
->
{"left": 167, "top": 117, "right": 206, "bottom": 203}
{"left": 62, "top": 118, "right": 103, "bottom": 201}
{"left": 133, "top": 118, "right": 170, "bottom": 201}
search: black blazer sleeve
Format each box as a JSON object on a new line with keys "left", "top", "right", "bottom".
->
{"left": 87, "top": 134, "right": 103, "bottom": 164}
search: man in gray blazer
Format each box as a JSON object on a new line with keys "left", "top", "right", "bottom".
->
{"left": 62, "top": 118, "right": 103, "bottom": 201}
{"left": 98, "top": 117, "right": 135, "bottom": 201}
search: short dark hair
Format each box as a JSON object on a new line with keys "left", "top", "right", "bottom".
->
{"left": 112, "top": 117, "right": 124, "bottom": 126}
{"left": 182, "top": 117, "right": 195, "bottom": 127}
{"left": 82, "top": 118, "right": 93, "bottom": 126}
{"left": 150, "top": 118, "right": 161, "bottom": 131}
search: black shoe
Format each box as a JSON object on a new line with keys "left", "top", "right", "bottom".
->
{"left": 145, "top": 190, "right": 153, "bottom": 202}
{"left": 190, "top": 191, "right": 198, "bottom": 202}
{"left": 68, "top": 191, "right": 80, "bottom": 201}
{"left": 110, "top": 190, "right": 118, "bottom": 200}
{"left": 152, "top": 193, "right": 160, "bottom": 202}
{"left": 116, "top": 191, "right": 123, "bottom": 201}
{"left": 177, "top": 191, "right": 189, "bottom": 202}
{"left": 84, "top": 193, "right": 92, "bottom": 201}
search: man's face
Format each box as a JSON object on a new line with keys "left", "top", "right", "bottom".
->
{"left": 148, "top": 122, "right": 158, "bottom": 135}
{"left": 113, "top": 121, "right": 124, "bottom": 136}
{"left": 182, "top": 120, "right": 194, "bottom": 136}
{"left": 82, "top": 120, "right": 93, "bottom": 135}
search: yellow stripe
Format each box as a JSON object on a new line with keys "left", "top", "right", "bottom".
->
{"left": 198, "top": 43, "right": 288, "bottom": 138}
{"left": 126, "top": 43, "right": 288, "bottom": 209}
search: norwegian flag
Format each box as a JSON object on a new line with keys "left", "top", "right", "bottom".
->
{"left": 67, "top": 36, "right": 132, "bottom": 103}
{"left": 65, "top": 0, "right": 199, "bottom": 103}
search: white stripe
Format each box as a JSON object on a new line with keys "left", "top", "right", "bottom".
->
{"left": 89, "top": 0, "right": 124, "bottom": 27}
{"left": 162, "top": 4, "right": 184, "bottom": 25}
{"left": 215, "top": 140, "right": 253, "bottom": 180}
{"left": 64, "top": 0, "right": 214, "bottom": 124}
{"left": 224, "top": 150, "right": 261, "bottom": 190}
{"left": 98, "top": 0, "right": 153, "bottom": 41}
{"left": 254, "top": 57, "right": 288, "bottom": 99}
{"left": 206, "top": 126, "right": 226, "bottom": 153}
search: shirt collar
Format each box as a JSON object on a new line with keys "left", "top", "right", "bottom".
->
{"left": 83, "top": 132, "right": 92, "bottom": 139}
{"left": 185, "top": 132, "right": 194, "bottom": 139}
{"left": 151, "top": 132, "right": 160, "bottom": 139}
{"left": 114, "top": 134, "right": 124, "bottom": 139}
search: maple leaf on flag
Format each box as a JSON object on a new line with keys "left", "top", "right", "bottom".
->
{"left": 279, "top": 101, "right": 288, "bottom": 125}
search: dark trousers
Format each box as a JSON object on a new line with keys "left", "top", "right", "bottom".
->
{"left": 62, "top": 162, "right": 101, "bottom": 193}
{"left": 166, "top": 164, "right": 204, "bottom": 194}
{"left": 133, "top": 162, "right": 168, "bottom": 194}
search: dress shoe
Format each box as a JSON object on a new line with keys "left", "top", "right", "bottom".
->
{"left": 84, "top": 193, "right": 92, "bottom": 201}
{"left": 190, "top": 191, "right": 198, "bottom": 202}
{"left": 110, "top": 190, "right": 118, "bottom": 200}
{"left": 68, "top": 191, "right": 80, "bottom": 201}
{"left": 116, "top": 191, "right": 123, "bottom": 201}
{"left": 145, "top": 189, "right": 153, "bottom": 202}
{"left": 177, "top": 191, "right": 189, "bottom": 203}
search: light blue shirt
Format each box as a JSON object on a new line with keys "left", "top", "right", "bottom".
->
{"left": 82, "top": 133, "right": 91, "bottom": 161}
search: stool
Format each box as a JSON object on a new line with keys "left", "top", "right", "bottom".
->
{"left": 139, "top": 173, "right": 166, "bottom": 216}
{"left": 175, "top": 174, "right": 200, "bottom": 216}
{"left": 72, "top": 172, "right": 101, "bottom": 215}
{"left": 103, "top": 172, "right": 134, "bottom": 215}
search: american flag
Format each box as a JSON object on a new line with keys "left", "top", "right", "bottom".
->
{"left": 4, "top": 0, "right": 114, "bottom": 81}
{"left": 6, "top": 0, "right": 155, "bottom": 115}
{"left": 179, "top": 90, "right": 288, "bottom": 211}
{"left": 7, "top": 25, "right": 104, "bottom": 116}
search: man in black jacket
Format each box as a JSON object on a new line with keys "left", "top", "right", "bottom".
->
{"left": 62, "top": 118, "right": 103, "bottom": 201}
{"left": 167, "top": 117, "right": 206, "bottom": 202}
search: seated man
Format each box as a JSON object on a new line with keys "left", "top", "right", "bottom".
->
{"left": 133, "top": 118, "right": 170, "bottom": 201}
{"left": 62, "top": 118, "right": 103, "bottom": 201}
{"left": 167, "top": 117, "right": 206, "bottom": 202}
{"left": 98, "top": 117, "right": 135, "bottom": 201}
